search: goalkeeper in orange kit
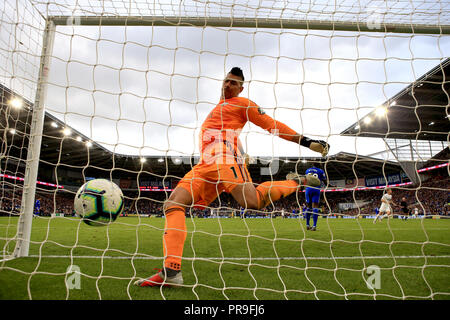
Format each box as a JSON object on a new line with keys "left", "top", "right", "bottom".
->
{"left": 134, "top": 67, "right": 330, "bottom": 287}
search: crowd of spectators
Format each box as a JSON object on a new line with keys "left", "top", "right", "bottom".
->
{"left": 1, "top": 175, "right": 448, "bottom": 218}
{"left": 0, "top": 188, "right": 75, "bottom": 216}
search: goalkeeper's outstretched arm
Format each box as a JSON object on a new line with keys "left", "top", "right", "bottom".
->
{"left": 246, "top": 104, "right": 330, "bottom": 156}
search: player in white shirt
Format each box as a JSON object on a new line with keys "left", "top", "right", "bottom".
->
{"left": 413, "top": 207, "right": 419, "bottom": 218}
{"left": 373, "top": 188, "right": 395, "bottom": 223}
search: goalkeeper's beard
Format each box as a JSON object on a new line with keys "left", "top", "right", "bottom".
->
{"left": 221, "top": 87, "right": 235, "bottom": 100}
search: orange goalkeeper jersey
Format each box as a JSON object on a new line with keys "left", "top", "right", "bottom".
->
{"left": 199, "top": 96, "right": 298, "bottom": 163}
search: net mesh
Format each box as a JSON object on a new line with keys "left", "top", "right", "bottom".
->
{"left": 29, "top": 0, "right": 448, "bottom": 26}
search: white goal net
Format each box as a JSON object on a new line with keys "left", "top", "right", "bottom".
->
{"left": 0, "top": 0, "right": 449, "bottom": 301}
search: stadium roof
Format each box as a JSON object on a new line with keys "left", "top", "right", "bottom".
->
{"left": 341, "top": 58, "right": 450, "bottom": 142}
{"left": 420, "top": 146, "right": 450, "bottom": 168}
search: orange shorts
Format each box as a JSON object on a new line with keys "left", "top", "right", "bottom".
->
{"left": 176, "top": 159, "right": 252, "bottom": 208}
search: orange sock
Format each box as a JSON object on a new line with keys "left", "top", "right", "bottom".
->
{"left": 256, "top": 180, "right": 299, "bottom": 208}
{"left": 163, "top": 205, "right": 187, "bottom": 271}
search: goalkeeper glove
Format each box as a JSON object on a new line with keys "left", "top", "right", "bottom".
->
{"left": 300, "top": 137, "right": 330, "bottom": 157}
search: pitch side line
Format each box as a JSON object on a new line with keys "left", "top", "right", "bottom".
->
{"left": 3, "top": 254, "right": 450, "bottom": 261}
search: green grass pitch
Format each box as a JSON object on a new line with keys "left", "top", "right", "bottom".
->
{"left": 1, "top": 216, "right": 449, "bottom": 300}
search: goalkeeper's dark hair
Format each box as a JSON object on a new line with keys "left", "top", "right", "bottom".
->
{"left": 229, "top": 67, "right": 244, "bottom": 82}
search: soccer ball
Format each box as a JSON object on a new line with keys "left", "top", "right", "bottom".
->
{"left": 74, "top": 179, "right": 124, "bottom": 226}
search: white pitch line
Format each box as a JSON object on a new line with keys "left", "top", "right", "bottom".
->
{"left": 2, "top": 254, "right": 449, "bottom": 261}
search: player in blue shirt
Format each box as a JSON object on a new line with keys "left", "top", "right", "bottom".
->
{"left": 304, "top": 166, "right": 326, "bottom": 231}
{"left": 34, "top": 197, "right": 41, "bottom": 218}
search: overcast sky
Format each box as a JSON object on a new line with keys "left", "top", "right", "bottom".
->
{"left": 43, "top": 24, "right": 449, "bottom": 160}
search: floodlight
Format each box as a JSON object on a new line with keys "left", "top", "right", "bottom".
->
{"left": 9, "top": 98, "right": 23, "bottom": 109}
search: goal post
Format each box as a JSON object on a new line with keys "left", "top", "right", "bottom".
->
{"left": 12, "top": 20, "right": 56, "bottom": 258}
{"left": 49, "top": 15, "right": 450, "bottom": 35}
